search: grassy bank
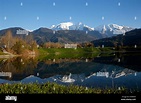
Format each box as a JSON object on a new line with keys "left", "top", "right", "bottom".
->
{"left": 0, "top": 82, "right": 135, "bottom": 94}
{"left": 39, "top": 47, "right": 101, "bottom": 54}
{"left": 38, "top": 47, "right": 101, "bottom": 59}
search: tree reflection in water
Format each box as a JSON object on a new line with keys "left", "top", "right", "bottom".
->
{"left": 0, "top": 56, "right": 38, "bottom": 80}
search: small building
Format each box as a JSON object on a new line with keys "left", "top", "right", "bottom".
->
{"left": 64, "top": 44, "right": 77, "bottom": 49}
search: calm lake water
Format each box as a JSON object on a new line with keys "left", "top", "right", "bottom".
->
{"left": 0, "top": 52, "right": 141, "bottom": 91}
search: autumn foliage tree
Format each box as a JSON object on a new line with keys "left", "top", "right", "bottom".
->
{"left": 1, "top": 30, "right": 16, "bottom": 52}
{"left": 81, "top": 42, "right": 94, "bottom": 48}
{"left": 44, "top": 42, "right": 62, "bottom": 48}
{"left": 0, "top": 30, "right": 38, "bottom": 55}
{"left": 12, "top": 39, "right": 25, "bottom": 54}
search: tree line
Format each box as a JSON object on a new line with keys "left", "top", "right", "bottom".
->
{"left": 0, "top": 30, "right": 95, "bottom": 55}
{"left": 0, "top": 30, "right": 38, "bottom": 55}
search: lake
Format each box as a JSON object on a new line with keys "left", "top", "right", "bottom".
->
{"left": 0, "top": 52, "right": 141, "bottom": 91}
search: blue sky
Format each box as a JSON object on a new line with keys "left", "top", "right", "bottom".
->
{"left": 0, "top": 0, "right": 141, "bottom": 30}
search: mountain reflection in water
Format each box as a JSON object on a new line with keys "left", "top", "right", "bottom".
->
{"left": 0, "top": 52, "right": 141, "bottom": 90}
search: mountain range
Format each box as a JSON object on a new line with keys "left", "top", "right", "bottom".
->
{"left": 94, "top": 24, "right": 133, "bottom": 37}
{"left": 51, "top": 22, "right": 94, "bottom": 31}
{"left": 0, "top": 22, "right": 137, "bottom": 44}
{"left": 51, "top": 22, "right": 134, "bottom": 37}
{"left": 92, "top": 28, "right": 141, "bottom": 47}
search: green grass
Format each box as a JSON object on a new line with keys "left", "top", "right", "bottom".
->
{"left": 38, "top": 48, "right": 101, "bottom": 59}
{"left": 39, "top": 47, "right": 100, "bottom": 54}
{"left": 0, "top": 82, "right": 136, "bottom": 94}
{"left": 98, "top": 47, "right": 115, "bottom": 52}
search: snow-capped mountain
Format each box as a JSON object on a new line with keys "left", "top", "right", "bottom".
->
{"left": 50, "top": 22, "right": 94, "bottom": 31}
{"left": 95, "top": 24, "right": 134, "bottom": 37}
{"left": 51, "top": 22, "right": 134, "bottom": 37}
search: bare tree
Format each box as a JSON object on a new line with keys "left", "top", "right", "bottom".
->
{"left": 1, "top": 30, "right": 15, "bottom": 51}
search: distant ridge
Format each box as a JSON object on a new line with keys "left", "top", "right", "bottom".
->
{"left": 0, "top": 23, "right": 137, "bottom": 44}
